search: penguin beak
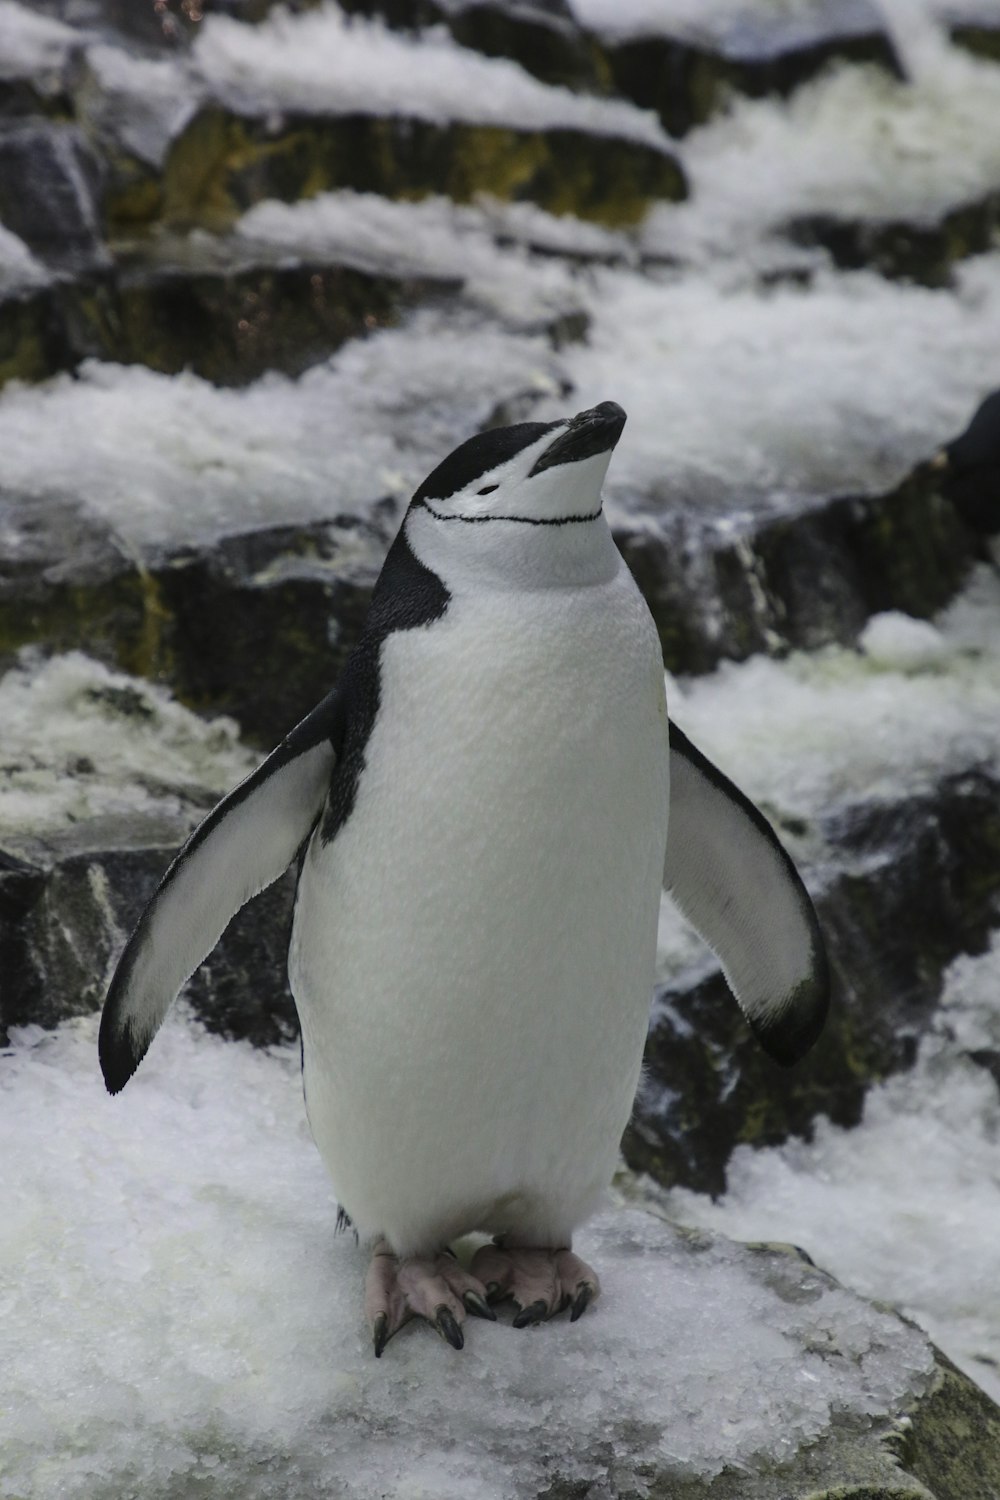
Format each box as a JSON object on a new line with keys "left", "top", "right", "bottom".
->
{"left": 529, "top": 402, "right": 627, "bottom": 475}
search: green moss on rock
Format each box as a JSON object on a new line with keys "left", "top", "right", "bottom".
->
{"left": 161, "top": 107, "right": 686, "bottom": 232}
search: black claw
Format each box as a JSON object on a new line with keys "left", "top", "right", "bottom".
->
{"left": 372, "top": 1313, "right": 389, "bottom": 1359}
{"left": 569, "top": 1283, "right": 595, "bottom": 1323}
{"left": 513, "top": 1299, "right": 548, "bottom": 1329}
{"left": 484, "top": 1281, "right": 502, "bottom": 1303}
{"left": 463, "top": 1289, "right": 498, "bottom": 1321}
{"left": 435, "top": 1305, "right": 465, "bottom": 1350}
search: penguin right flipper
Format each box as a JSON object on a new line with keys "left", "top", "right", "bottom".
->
{"left": 99, "top": 689, "right": 347, "bottom": 1095}
{"left": 663, "top": 723, "right": 829, "bottom": 1067}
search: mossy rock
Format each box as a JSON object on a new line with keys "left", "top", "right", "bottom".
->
{"left": 786, "top": 193, "right": 1000, "bottom": 288}
{"left": 159, "top": 107, "right": 686, "bottom": 234}
{"left": 625, "top": 770, "right": 1000, "bottom": 1197}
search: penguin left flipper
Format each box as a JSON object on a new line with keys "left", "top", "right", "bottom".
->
{"left": 664, "top": 723, "right": 830, "bottom": 1067}
{"left": 98, "top": 689, "right": 346, "bottom": 1095}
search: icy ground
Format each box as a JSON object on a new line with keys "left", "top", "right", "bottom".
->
{"left": 0, "top": 1012, "right": 933, "bottom": 1500}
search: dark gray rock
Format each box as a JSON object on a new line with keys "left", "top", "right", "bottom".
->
{"left": 936, "top": 386, "right": 1000, "bottom": 535}
{"left": 625, "top": 768, "right": 1000, "bottom": 1197}
{"left": 786, "top": 190, "right": 1000, "bottom": 288}
{"left": 0, "top": 815, "right": 299, "bottom": 1048}
{"left": 0, "top": 121, "right": 110, "bottom": 273}
{"left": 614, "top": 461, "right": 978, "bottom": 676}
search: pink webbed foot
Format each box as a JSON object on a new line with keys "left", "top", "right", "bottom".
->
{"left": 364, "top": 1240, "right": 496, "bottom": 1358}
{"left": 470, "top": 1242, "right": 601, "bottom": 1326}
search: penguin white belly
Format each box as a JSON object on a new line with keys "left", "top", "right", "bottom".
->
{"left": 289, "top": 567, "right": 669, "bottom": 1255}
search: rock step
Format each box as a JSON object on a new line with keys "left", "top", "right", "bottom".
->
{"left": 0, "top": 459, "right": 979, "bottom": 745}
{"left": 625, "top": 768, "right": 1000, "bottom": 1197}
{"left": 337, "top": 0, "right": 903, "bottom": 136}
{"left": 0, "top": 819, "right": 298, "bottom": 1047}
{"left": 146, "top": 106, "right": 686, "bottom": 237}
{"left": 786, "top": 191, "right": 1000, "bottom": 288}
{"left": 0, "top": 251, "right": 462, "bottom": 388}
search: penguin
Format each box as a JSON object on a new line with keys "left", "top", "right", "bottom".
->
{"left": 100, "top": 401, "right": 829, "bottom": 1355}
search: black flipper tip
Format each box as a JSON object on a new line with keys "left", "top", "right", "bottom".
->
{"left": 98, "top": 1009, "right": 145, "bottom": 1095}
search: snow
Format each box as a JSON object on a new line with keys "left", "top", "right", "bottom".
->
{"left": 235, "top": 190, "right": 589, "bottom": 327}
{"left": 193, "top": 1, "right": 668, "bottom": 142}
{"left": 0, "top": 652, "right": 256, "bottom": 838}
{"left": 2, "top": 249, "right": 998, "bottom": 546}
{"left": 552, "top": 254, "right": 1000, "bottom": 506}
{"left": 0, "top": 222, "right": 50, "bottom": 296}
{"left": 642, "top": 33, "right": 1000, "bottom": 262}
{"left": 81, "top": 43, "right": 201, "bottom": 169}
{"left": 0, "top": 323, "right": 562, "bottom": 550}
{"left": 0, "top": 0, "right": 79, "bottom": 79}
{"left": 663, "top": 566, "right": 1000, "bottom": 832}
{"left": 0, "top": 1010, "right": 933, "bottom": 1499}
{"left": 665, "top": 933, "right": 1000, "bottom": 1405}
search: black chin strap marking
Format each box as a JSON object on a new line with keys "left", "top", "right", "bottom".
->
{"left": 420, "top": 500, "right": 602, "bottom": 527}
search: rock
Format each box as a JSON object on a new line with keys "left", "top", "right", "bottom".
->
{"left": 786, "top": 191, "right": 1000, "bottom": 288}
{"left": 0, "top": 121, "right": 110, "bottom": 273}
{"left": 934, "top": 386, "right": 1000, "bottom": 535}
{"left": 602, "top": 0, "right": 901, "bottom": 138}
{"left": 111, "top": 244, "right": 460, "bottom": 385}
{"left": 157, "top": 106, "right": 686, "bottom": 235}
{"left": 0, "top": 818, "right": 298, "bottom": 1047}
{"left": 614, "top": 461, "right": 977, "bottom": 676}
{"left": 149, "top": 514, "right": 389, "bottom": 744}
{"left": 625, "top": 769, "right": 1000, "bottom": 1197}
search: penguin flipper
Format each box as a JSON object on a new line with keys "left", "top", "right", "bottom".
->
{"left": 663, "top": 723, "right": 829, "bottom": 1067}
{"left": 99, "top": 690, "right": 346, "bottom": 1094}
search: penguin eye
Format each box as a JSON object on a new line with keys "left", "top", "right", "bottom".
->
{"left": 477, "top": 484, "right": 499, "bottom": 495}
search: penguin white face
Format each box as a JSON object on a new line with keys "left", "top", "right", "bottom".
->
{"left": 411, "top": 402, "right": 626, "bottom": 527}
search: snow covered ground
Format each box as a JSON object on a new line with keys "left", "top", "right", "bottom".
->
{"left": 0, "top": 1011, "right": 933, "bottom": 1500}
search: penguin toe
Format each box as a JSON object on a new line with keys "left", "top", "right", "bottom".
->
{"left": 364, "top": 1242, "right": 494, "bottom": 1356}
{"left": 470, "top": 1243, "right": 601, "bottom": 1327}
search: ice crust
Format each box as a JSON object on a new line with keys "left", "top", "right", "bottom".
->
{"left": 1, "top": 1011, "right": 933, "bottom": 1500}
{"left": 0, "top": 652, "right": 256, "bottom": 837}
{"left": 666, "top": 933, "right": 1000, "bottom": 1406}
{"left": 193, "top": 1, "right": 667, "bottom": 142}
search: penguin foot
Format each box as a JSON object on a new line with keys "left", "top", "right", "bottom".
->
{"left": 364, "top": 1239, "right": 496, "bottom": 1358}
{"left": 470, "top": 1243, "right": 600, "bottom": 1326}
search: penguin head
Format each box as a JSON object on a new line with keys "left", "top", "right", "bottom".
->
{"left": 411, "top": 401, "right": 626, "bottom": 526}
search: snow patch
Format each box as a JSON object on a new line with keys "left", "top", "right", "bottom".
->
{"left": 194, "top": 0, "right": 668, "bottom": 142}
{"left": 0, "top": 652, "right": 256, "bottom": 837}
{"left": 0, "top": 322, "right": 561, "bottom": 549}
{"left": 664, "top": 566, "right": 1000, "bottom": 826}
{"left": 0, "top": 222, "right": 50, "bottom": 295}
{"left": 0, "top": 0, "right": 79, "bottom": 79}
{"left": 0, "top": 1011, "right": 933, "bottom": 1498}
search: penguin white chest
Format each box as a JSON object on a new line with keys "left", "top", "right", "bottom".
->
{"left": 289, "top": 568, "right": 669, "bottom": 1254}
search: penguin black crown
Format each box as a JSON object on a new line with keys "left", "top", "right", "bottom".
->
{"left": 100, "top": 401, "right": 829, "bottom": 1355}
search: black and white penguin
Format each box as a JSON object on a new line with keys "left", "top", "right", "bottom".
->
{"left": 100, "top": 402, "right": 828, "bottom": 1355}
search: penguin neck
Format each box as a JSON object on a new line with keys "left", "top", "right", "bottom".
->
{"left": 403, "top": 504, "right": 621, "bottom": 596}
